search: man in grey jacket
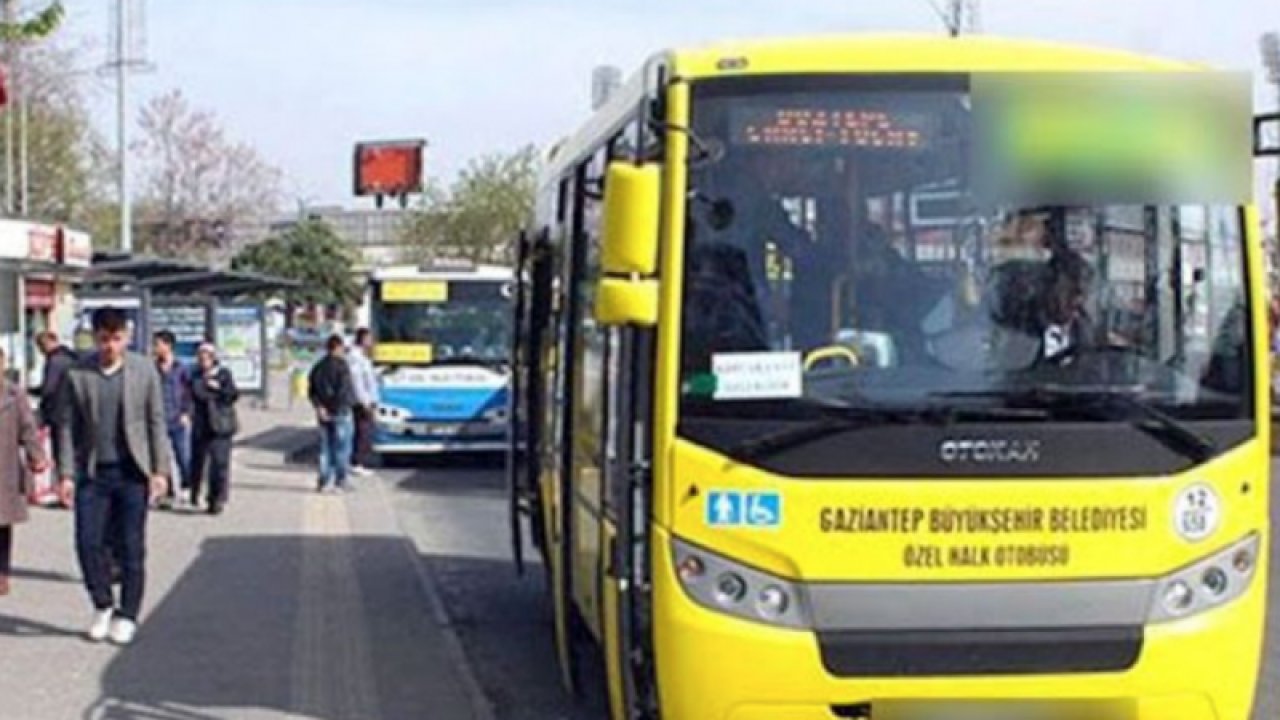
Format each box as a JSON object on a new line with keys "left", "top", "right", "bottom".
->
{"left": 54, "top": 308, "right": 170, "bottom": 646}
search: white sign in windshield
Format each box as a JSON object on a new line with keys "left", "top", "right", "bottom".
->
{"left": 712, "top": 352, "right": 802, "bottom": 401}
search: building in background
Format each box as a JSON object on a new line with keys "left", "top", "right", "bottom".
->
{"left": 236, "top": 205, "right": 408, "bottom": 270}
{"left": 0, "top": 220, "right": 92, "bottom": 388}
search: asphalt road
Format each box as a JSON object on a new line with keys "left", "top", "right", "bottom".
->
{"left": 381, "top": 457, "right": 1280, "bottom": 720}
{"left": 383, "top": 455, "right": 603, "bottom": 720}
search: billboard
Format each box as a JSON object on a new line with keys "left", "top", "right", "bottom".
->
{"left": 354, "top": 139, "right": 426, "bottom": 199}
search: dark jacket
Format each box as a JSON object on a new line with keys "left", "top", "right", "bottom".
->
{"left": 191, "top": 364, "right": 240, "bottom": 437}
{"left": 308, "top": 354, "right": 355, "bottom": 417}
{"left": 38, "top": 346, "right": 76, "bottom": 427}
{"left": 55, "top": 353, "right": 171, "bottom": 483}
{"left": 157, "top": 359, "right": 194, "bottom": 430}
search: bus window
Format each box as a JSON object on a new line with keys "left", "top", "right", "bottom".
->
{"left": 680, "top": 80, "right": 1251, "bottom": 439}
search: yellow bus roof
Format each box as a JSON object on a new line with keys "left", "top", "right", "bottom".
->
{"left": 670, "top": 34, "right": 1202, "bottom": 78}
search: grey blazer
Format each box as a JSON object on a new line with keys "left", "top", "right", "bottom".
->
{"left": 54, "top": 352, "right": 172, "bottom": 482}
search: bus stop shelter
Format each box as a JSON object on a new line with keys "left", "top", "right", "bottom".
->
{"left": 77, "top": 251, "right": 299, "bottom": 407}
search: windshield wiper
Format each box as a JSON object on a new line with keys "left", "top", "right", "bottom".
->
{"left": 934, "top": 386, "right": 1217, "bottom": 463}
{"left": 726, "top": 403, "right": 1047, "bottom": 463}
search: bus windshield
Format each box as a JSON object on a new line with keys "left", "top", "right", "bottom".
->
{"left": 373, "top": 280, "right": 512, "bottom": 365}
{"left": 680, "top": 78, "right": 1251, "bottom": 452}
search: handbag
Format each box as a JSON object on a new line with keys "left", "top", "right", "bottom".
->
{"left": 208, "top": 399, "right": 240, "bottom": 437}
{"left": 207, "top": 370, "right": 240, "bottom": 437}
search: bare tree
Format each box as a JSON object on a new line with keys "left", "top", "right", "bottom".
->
{"left": 133, "top": 89, "right": 282, "bottom": 260}
{"left": 0, "top": 37, "right": 113, "bottom": 232}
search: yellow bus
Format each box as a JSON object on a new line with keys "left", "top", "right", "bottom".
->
{"left": 509, "top": 35, "right": 1268, "bottom": 720}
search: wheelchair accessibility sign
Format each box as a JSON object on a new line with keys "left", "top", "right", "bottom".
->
{"left": 706, "top": 491, "right": 782, "bottom": 529}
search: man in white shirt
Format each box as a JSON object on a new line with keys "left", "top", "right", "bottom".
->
{"left": 347, "top": 328, "right": 380, "bottom": 477}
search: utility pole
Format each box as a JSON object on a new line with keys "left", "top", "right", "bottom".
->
{"left": 3, "top": 0, "right": 15, "bottom": 216}
{"left": 18, "top": 41, "right": 26, "bottom": 216}
{"left": 954, "top": 0, "right": 981, "bottom": 35}
{"left": 929, "top": 0, "right": 981, "bottom": 37}
{"left": 101, "top": 0, "right": 152, "bottom": 253}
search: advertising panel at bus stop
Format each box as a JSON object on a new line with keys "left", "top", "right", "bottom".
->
{"left": 215, "top": 305, "right": 266, "bottom": 394}
{"left": 150, "top": 303, "right": 210, "bottom": 369}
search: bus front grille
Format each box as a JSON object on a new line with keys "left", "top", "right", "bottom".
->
{"left": 817, "top": 626, "right": 1143, "bottom": 677}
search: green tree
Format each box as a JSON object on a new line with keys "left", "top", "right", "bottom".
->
{"left": 399, "top": 144, "right": 540, "bottom": 264}
{"left": 231, "top": 219, "right": 362, "bottom": 309}
{"left": 0, "top": 1, "right": 64, "bottom": 41}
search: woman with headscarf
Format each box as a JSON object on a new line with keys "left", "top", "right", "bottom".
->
{"left": 189, "top": 343, "right": 239, "bottom": 516}
{"left": 0, "top": 347, "right": 49, "bottom": 595}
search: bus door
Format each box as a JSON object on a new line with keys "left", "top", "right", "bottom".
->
{"left": 510, "top": 229, "right": 553, "bottom": 576}
{"left": 593, "top": 117, "right": 660, "bottom": 717}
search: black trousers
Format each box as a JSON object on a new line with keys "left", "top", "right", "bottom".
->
{"left": 191, "top": 432, "right": 232, "bottom": 506}
{"left": 0, "top": 525, "right": 11, "bottom": 576}
{"left": 352, "top": 405, "right": 375, "bottom": 467}
{"left": 75, "top": 465, "right": 148, "bottom": 620}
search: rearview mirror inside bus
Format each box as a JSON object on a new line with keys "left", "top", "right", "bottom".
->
{"left": 601, "top": 162, "right": 661, "bottom": 275}
{"left": 595, "top": 276, "right": 658, "bottom": 327}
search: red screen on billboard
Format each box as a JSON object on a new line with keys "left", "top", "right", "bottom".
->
{"left": 354, "top": 140, "right": 425, "bottom": 197}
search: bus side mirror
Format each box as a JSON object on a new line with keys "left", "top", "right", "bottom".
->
{"left": 601, "top": 162, "right": 661, "bottom": 275}
{"left": 596, "top": 277, "right": 658, "bottom": 327}
{"left": 596, "top": 162, "right": 661, "bottom": 327}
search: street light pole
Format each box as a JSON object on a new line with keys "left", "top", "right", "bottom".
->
{"left": 117, "top": 0, "right": 131, "bottom": 252}
{"left": 3, "top": 0, "right": 16, "bottom": 216}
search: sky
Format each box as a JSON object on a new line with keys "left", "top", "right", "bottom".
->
{"left": 53, "top": 0, "right": 1280, "bottom": 209}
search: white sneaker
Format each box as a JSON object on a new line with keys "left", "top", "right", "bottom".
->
{"left": 109, "top": 617, "right": 137, "bottom": 646}
{"left": 351, "top": 466, "right": 373, "bottom": 477}
{"left": 87, "top": 609, "right": 113, "bottom": 642}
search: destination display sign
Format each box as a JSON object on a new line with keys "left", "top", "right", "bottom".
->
{"left": 731, "top": 105, "right": 933, "bottom": 150}
{"left": 818, "top": 503, "right": 1151, "bottom": 570}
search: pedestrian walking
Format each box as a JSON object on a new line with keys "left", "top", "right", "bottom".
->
{"left": 308, "top": 334, "right": 356, "bottom": 494}
{"left": 54, "top": 307, "right": 171, "bottom": 645}
{"left": 152, "top": 331, "right": 193, "bottom": 510}
{"left": 34, "top": 331, "right": 76, "bottom": 507}
{"left": 0, "top": 347, "right": 50, "bottom": 597}
{"left": 347, "top": 328, "right": 380, "bottom": 477}
{"left": 189, "top": 343, "right": 239, "bottom": 516}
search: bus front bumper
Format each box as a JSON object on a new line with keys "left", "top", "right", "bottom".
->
{"left": 374, "top": 420, "right": 507, "bottom": 453}
{"left": 652, "top": 533, "right": 1266, "bottom": 720}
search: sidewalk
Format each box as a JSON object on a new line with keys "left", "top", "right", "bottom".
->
{"left": 0, "top": 374, "right": 486, "bottom": 720}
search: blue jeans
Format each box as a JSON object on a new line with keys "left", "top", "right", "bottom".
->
{"left": 75, "top": 465, "right": 149, "bottom": 621}
{"left": 167, "top": 424, "right": 191, "bottom": 497}
{"left": 317, "top": 413, "right": 354, "bottom": 489}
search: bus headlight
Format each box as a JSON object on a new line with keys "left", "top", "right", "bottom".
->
{"left": 756, "top": 585, "right": 791, "bottom": 619}
{"left": 714, "top": 573, "right": 748, "bottom": 606}
{"left": 378, "top": 405, "right": 411, "bottom": 423}
{"left": 482, "top": 407, "right": 508, "bottom": 424}
{"left": 1148, "top": 533, "right": 1259, "bottom": 623}
{"left": 1161, "top": 581, "right": 1195, "bottom": 616}
{"left": 671, "top": 538, "right": 810, "bottom": 629}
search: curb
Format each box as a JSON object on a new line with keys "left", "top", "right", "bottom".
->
{"left": 373, "top": 475, "right": 498, "bottom": 720}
